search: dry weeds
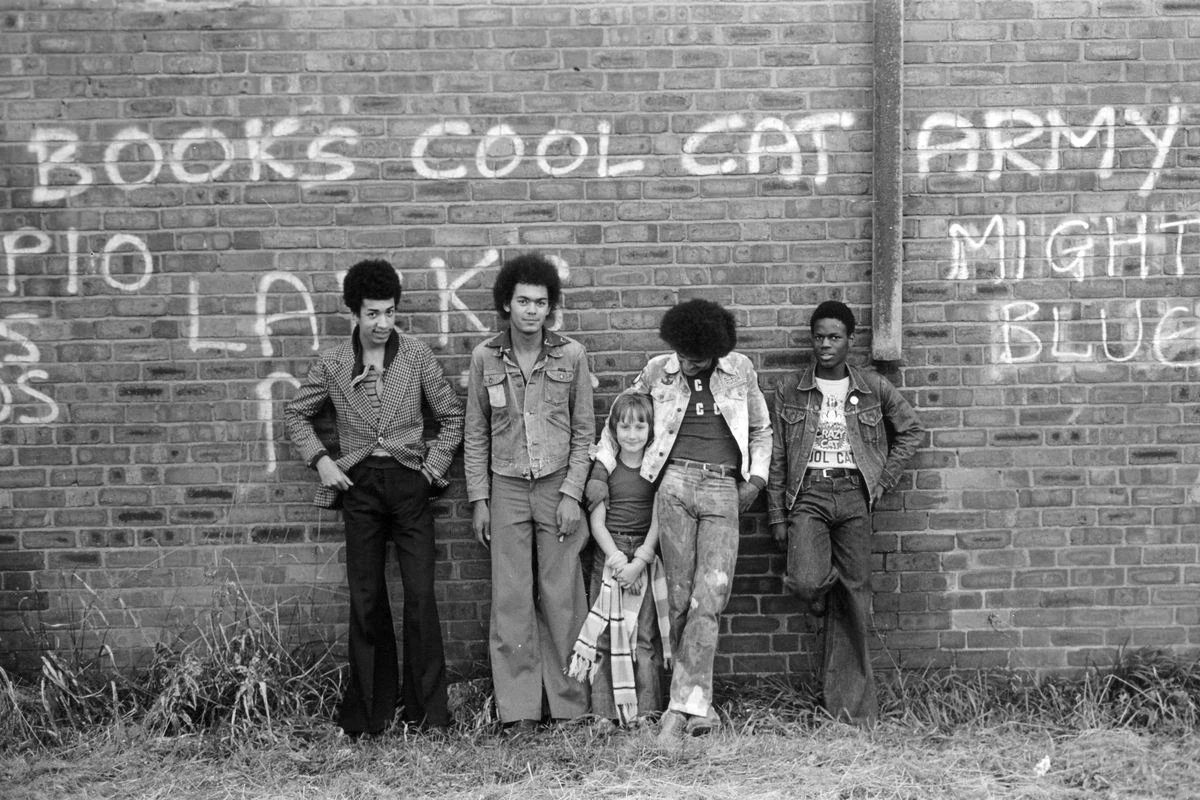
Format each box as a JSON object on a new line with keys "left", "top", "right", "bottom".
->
{"left": 3, "top": 580, "right": 1197, "bottom": 799}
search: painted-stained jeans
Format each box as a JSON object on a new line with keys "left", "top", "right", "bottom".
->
{"left": 785, "top": 471, "right": 877, "bottom": 726}
{"left": 655, "top": 463, "right": 740, "bottom": 717}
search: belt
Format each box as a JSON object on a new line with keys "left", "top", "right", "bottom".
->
{"left": 807, "top": 467, "right": 859, "bottom": 479}
{"left": 668, "top": 458, "right": 738, "bottom": 478}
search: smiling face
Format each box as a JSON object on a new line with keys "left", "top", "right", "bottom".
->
{"left": 811, "top": 316, "right": 852, "bottom": 379}
{"left": 504, "top": 282, "right": 551, "bottom": 337}
{"left": 614, "top": 412, "right": 651, "bottom": 458}
{"left": 355, "top": 297, "right": 397, "bottom": 350}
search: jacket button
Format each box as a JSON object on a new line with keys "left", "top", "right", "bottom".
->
{"left": 377, "top": 437, "right": 385, "bottom": 445}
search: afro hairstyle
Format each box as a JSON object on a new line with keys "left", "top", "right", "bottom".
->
{"left": 810, "top": 300, "right": 856, "bottom": 337}
{"left": 659, "top": 299, "right": 737, "bottom": 360}
{"left": 342, "top": 259, "right": 401, "bottom": 314}
{"left": 492, "top": 253, "right": 561, "bottom": 320}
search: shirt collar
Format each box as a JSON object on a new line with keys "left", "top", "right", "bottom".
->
{"left": 351, "top": 327, "right": 399, "bottom": 380}
{"left": 798, "top": 363, "right": 871, "bottom": 394}
{"left": 664, "top": 352, "right": 737, "bottom": 376}
{"left": 486, "top": 327, "right": 566, "bottom": 355}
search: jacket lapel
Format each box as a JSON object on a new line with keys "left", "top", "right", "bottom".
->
{"left": 330, "top": 348, "right": 378, "bottom": 424}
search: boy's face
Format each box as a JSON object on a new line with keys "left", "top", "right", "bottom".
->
{"left": 355, "top": 297, "right": 397, "bottom": 350}
{"left": 675, "top": 352, "right": 713, "bottom": 377}
{"left": 811, "top": 317, "right": 852, "bottom": 376}
{"left": 504, "top": 282, "right": 551, "bottom": 336}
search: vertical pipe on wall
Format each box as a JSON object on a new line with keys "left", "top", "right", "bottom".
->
{"left": 872, "top": 0, "right": 904, "bottom": 360}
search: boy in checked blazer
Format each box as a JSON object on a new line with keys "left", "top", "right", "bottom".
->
{"left": 286, "top": 259, "right": 464, "bottom": 737}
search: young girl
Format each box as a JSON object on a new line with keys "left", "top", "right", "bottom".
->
{"left": 568, "top": 393, "right": 671, "bottom": 728}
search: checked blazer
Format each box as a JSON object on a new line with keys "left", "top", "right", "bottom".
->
{"left": 285, "top": 329, "right": 464, "bottom": 508}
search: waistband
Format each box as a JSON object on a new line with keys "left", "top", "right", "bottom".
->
{"left": 357, "top": 455, "right": 406, "bottom": 470}
{"left": 804, "top": 467, "right": 861, "bottom": 481}
{"left": 667, "top": 458, "right": 738, "bottom": 478}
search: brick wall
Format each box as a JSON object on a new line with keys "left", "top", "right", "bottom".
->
{"left": 2, "top": 0, "right": 1198, "bottom": 678}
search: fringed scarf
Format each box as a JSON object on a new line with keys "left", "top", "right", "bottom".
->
{"left": 567, "top": 556, "right": 672, "bottom": 724}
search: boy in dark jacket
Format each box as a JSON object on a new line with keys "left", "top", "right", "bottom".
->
{"left": 767, "top": 300, "right": 922, "bottom": 725}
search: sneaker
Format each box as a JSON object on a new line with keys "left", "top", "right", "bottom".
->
{"left": 686, "top": 707, "right": 720, "bottom": 736}
{"left": 656, "top": 710, "right": 687, "bottom": 744}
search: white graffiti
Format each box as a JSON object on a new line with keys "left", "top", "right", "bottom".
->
{"left": 946, "top": 214, "right": 1200, "bottom": 365}
{"left": 187, "top": 272, "right": 321, "bottom": 358}
{"left": 681, "top": 112, "right": 855, "bottom": 183}
{"left": 0, "top": 313, "right": 59, "bottom": 424}
{"left": 4, "top": 227, "right": 153, "bottom": 295}
{"left": 997, "top": 300, "right": 1200, "bottom": 366}
{"left": 411, "top": 112, "right": 855, "bottom": 182}
{"left": 916, "top": 103, "right": 1181, "bottom": 197}
{"left": 256, "top": 371, "right": 302, "bottom": 473}
{"left": 947, "top": 214, "right": 1200, "bottom": 283}
{"left": 28, "top": 119, "right": 358, "bottom": 203}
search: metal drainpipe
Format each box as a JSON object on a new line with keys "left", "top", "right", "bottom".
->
{"left": 872, "top": 0, "right": 904, "bottom": 361}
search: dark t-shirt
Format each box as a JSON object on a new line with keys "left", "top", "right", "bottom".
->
{"left": 669, "top": 365, "right": 741, "bottom": 467}
{"left": 605, "top": 460, "right": 655, "bottom": 535}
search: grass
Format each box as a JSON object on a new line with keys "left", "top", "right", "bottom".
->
{"left": 2, "top": 583, "right": 1199, "bottom": 799}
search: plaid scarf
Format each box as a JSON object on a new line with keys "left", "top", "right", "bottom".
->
{"left": 567, "top": 556, "right": 672, "bottom": 724}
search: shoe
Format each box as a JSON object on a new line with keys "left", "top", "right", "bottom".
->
{"left": 685, "top": 707, "right": 720, "bottom": 736}
{"left": 656, "top": 710, "right": 687, "bottom": 744}
{"left": 629, "top": 714, "right": 656, "bottom": 730}
{"left": 551, "top": 717, "right": 585, "bottom": 731}
{"left": 503, "top": 719, "right": 538, "bottom": 738}
{"left": 592, "top": 718, "right": 618, "bottom": 735}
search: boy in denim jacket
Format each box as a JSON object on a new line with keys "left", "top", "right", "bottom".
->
{"left": 464, "top": 253, "right": 594, "bottom": 732}
{"left": 767, "top": 301, "right": 922, "bottom": 725}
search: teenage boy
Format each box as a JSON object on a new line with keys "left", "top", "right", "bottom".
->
{"left": 589, "top": 299, "right": 772, "bottom": 742}
{"left": 464, "top": 253, "right": 595, "bottom": 732}
{"left": 285, "top": 259, "right": 464, "bottom": 737}
{"left": 767, "top": 300, "right": 922, "bottom": 726}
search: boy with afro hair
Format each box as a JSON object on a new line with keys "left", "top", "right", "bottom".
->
{"left": 589, "top": 298, "right": 772, "bottom": 742}
{"left": 464, "top": 252, "right": 595, "bottom": 732}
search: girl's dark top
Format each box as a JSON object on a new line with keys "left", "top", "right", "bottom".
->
{"left": 605, "top": 459, "right": 654, "bottom": 535}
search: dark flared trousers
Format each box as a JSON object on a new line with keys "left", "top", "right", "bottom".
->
{"left": 338, "top": 458, "right": 448, "bottom": 734}
{"left": 785, "top": 472, "right": 878, "bottom": 726}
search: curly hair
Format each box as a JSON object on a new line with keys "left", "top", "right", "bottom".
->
{"left": 493, "top": 253, "right": 561, "bottom": 320}
{"left": 607, "top": 392, "right": 655, "bottom": 448}
{"left": 810, "top": 300, "right": 856, "bottom": 337}
{"left": 342, "top": 259, "right": 401, "bottom": 314}
{"left": 659, "top": 299, "right": 737, "bottom": 360}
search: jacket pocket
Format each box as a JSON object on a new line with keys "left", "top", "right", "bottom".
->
{"left": 780, "top": 405, "right": 808, "bottom": 427}
{"left": 856, "top": 405, "right": 883, "bottom": 443}
{"left": 544, "top": 368, "right": 574, "bottom": 405}
{"left": 484, "top": 371, "right": 507, "bottom": 409}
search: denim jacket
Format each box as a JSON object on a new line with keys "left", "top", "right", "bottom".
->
{"left": 766, "top": 363, "right": 923, "bottom": 525}
{"left": 464, "top": 328, "right": 594, "bottom": 503}
{"left": 596, "top": 351, "right": 772, "bottom": 485}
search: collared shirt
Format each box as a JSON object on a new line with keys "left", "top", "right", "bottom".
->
{"left": 766, "top": 363, "right": 923, "bottom": 524}
{"left": 463, "top": 328, "right": 595, "bottom": 503}
{"left": 285, "top": 328, "right": 465, "bottom": 508}
{"left": 595, "top": 351, "right": 772, "bottom": 485}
